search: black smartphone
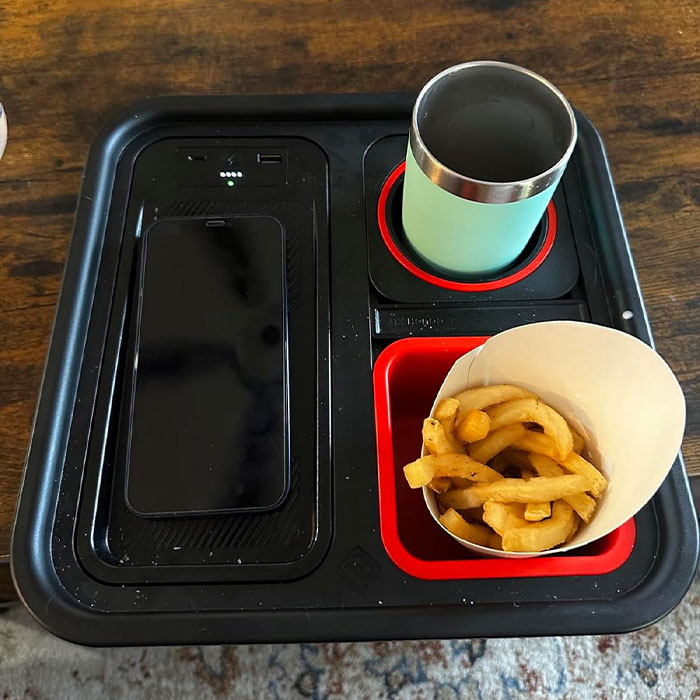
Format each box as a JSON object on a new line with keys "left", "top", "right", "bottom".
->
{"left": 125, "top": 216, "right": 289, "bottom": 517}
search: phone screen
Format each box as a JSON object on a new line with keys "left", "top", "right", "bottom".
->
{"left": 125, "top": 216, "right": 288, "bottom": 517}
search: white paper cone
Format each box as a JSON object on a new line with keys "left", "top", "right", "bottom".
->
{"left": 422, "top": 321, "right": 686, "bottom": 558}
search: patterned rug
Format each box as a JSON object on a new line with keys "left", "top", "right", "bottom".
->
{"left": 1, "top": 570, "right": 698, "bottom": 699}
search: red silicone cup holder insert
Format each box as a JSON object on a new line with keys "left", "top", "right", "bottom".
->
{"left": 377, "top": 161, "right": 558, "bottom": 292}
{"left": 372, "top": 336, "right": 636, "bottom": 580}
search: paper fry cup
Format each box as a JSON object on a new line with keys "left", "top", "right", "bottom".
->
{"left": 422, "top": 321, "right": 686, "bottom": 558}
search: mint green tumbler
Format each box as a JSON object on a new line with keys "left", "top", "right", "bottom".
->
{"left": 403, "top": 62, "right": 577, "bottom": 276}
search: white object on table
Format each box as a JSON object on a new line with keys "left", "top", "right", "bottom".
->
{"left": 0, "top": 103, "right": 7, "bottom": 160}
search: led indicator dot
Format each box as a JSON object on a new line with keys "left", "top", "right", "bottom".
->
{"left": 227, "top": 180, "right": 234, "bottom": 187}
{"left": 219, "top": 171, "right": 226, "bottom": 177}
{"left": 237, "top": 171, "right": 243, "bottom": 177}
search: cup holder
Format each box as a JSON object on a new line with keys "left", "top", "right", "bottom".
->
{"left": 377, "top": 162, "right": 557, "bottom": 293}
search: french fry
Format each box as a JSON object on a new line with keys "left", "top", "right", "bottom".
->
{"left": 444, "top": 431, "right": 466, "bottom": 453}
{"left": 403, "top": 454, "right": 502, "bottom": 488}
{"left": 512, "top": 430, "right": 559, "bottom": 460}
{"left": 427, "top": 477, "right": 452, "bottom": 494}
{"left": 438, "top": 474, "right": 589, "bottom": 509}
{"left": 502, "top": 500, "right": 574, "bottom": 552}
{"left": 439, "top": 508, "right": 502, "bottom": 548}
{"left": 566, "top": 513, "right": 581, "bottom": 543}
{"left": 515, "top": 428, "right": 587, "bottom": 459}
{"left": 469, "top": 423, "right": 526, "bottom": 464}
{"left": 422, "top": 419, "right": 465, "bottom": 455}
{"left": 524, "top": 444, "right": 606, "bottom": 498}
{"left": 528, "top": 453, "right": 597, "bottom": 523}
{"left": 403, "top": 381, "right": 606, "bottom": 554}
{"left": 565, "top": 494, "right": 596, "bottom": 524}
{"left": 524, "top": 502, "right": 551, "bottom": 521}
{"left": 561, "top": 452, "right": 608, "bottom": 498}
{"left": 455, "top": 384, "right": 535, "bottom": 415}
{"left": 527, "top": 453, "right": 563, "bottom": 477}
{"left": 483, "top": 502, "right": 528, "bottom": 536}
{"left": 487, "top": 398, "right": 573, "bottom": 461}
{"left": 403, "top": 458, "right": 433, "bottom": 489}
{"left": 456, "top": 409, "right": 491, "bottom": 443}
{"left": 433, "top": 398, "right": 460, "bottom": 430}
{"left": 571, "top": 429, "right": 586, "bottom": 454}
{"left": 432, "top": 398, "right": 465, "bottom": 452}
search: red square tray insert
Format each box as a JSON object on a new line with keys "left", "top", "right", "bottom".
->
{"left": 372, "top": 336, "right": 636, "bottom": 580}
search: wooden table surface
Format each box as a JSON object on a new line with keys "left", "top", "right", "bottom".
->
{"left": 1, "top": 0, "right": 698, "bottom": 571}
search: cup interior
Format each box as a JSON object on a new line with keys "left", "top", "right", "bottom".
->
{"left": 416, "top": 64, "right": 574, "bottom": 183}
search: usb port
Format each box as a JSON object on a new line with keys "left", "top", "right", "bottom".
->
{"left": 257, "top": 153, "right": 283, "bottom": 164}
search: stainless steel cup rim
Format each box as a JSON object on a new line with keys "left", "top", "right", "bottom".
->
{"left": 409, "top": 61, "right": 578, "bottom": 204}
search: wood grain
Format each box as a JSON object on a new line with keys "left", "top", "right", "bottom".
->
{"left": 0, "top": 0, "right": 698, "bottom": 573}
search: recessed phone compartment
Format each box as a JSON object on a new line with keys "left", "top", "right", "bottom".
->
{"left": 73, "top": 137, "right": 331, "bottom": 584}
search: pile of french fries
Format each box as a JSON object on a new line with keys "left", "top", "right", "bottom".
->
{"left": 403, "top": 384, "right": 608, "bottom": 553}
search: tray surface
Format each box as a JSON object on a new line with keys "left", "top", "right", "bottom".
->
{"left": 11, "top": 94, "right": 698, "bottom": 645}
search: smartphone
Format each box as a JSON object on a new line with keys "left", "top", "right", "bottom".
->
{"left": 125, "top": 216, "right": 289, "bottom": 517}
